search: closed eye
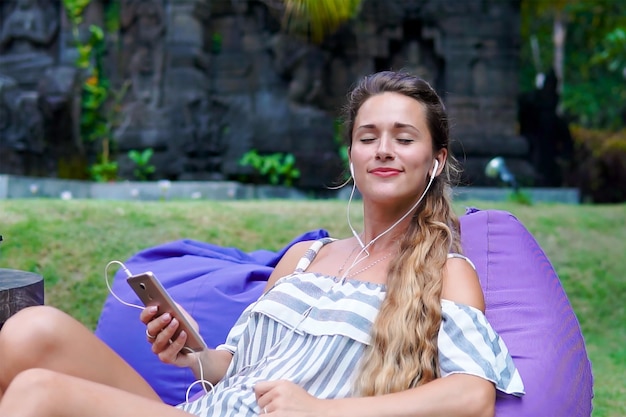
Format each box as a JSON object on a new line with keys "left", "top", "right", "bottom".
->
{"left": 397, "top": 138, "right": 414, "bottom": 144}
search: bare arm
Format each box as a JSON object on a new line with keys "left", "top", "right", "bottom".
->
{"left": 321, "top": 373, "right": 494, "bottom": 417}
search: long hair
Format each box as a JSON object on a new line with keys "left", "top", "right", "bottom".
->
{"left": 345, "top": 71, "right": 463, "bottom": 395}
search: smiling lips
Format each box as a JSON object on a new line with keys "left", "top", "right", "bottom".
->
{"left": 370, "top": 167, "right": 402, "bottom": 177}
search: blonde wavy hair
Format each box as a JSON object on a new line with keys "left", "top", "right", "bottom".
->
{"left": 344, "top": 71, "right": 463, "bottom": 395}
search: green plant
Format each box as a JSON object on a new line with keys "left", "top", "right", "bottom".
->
{"left": 62, "top": 0, "right": 130, "bottom": 180}
{"left": 62, "top": 0, "right": 91, "bottom": 29}
{"left": 592, "top": 28, "right": 626, "bottom": 74}
{"left": 128, "top": 148, "right": 156, "bottom": 181}
{"left": 239, "top": 150, "right": 301, "bottom": 186}
{"left": 89, "top": 159, "right": 118, "bottom": 182}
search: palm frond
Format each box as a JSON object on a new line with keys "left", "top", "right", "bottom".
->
{"left": 280, "top": 0, "right": 362, "bottom": 43}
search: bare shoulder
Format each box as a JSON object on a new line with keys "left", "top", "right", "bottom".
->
{"left": 441, "top": 256, "right": 485, "bottom": 313}
{"left": 263, "top": 240, "right": 317, "bottom": 290}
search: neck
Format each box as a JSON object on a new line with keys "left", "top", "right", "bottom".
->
{"left": 358, "top": 204, "right": 414, "bottom": 252}
{"left": 358, "top": 229, "right": 401, "bottom": 253}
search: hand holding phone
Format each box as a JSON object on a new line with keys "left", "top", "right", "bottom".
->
{"left": 127, "top": 271, "right": 207, "bottom": 352}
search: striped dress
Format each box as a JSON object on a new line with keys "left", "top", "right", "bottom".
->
{"left": 177, "top": 238, "right": 524, "bottom": 416}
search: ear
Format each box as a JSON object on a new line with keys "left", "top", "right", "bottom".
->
{"left": 433, "top": 149, "right": 447, "bottom": 177}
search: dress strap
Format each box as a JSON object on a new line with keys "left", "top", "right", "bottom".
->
{"left": 293, "top": 237, "right": 335, "bottom": 273}
{"left": 447, "top": 253, "right": 476, "bottom": 270}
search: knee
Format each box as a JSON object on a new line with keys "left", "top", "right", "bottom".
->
{"left": 8, "top": 368, "right": 58, "bottom": 393}
{"left": 2, "top": 368, "right": 62, "bottom": 412}
{"left": 0, "top": 306, "right": 68, "bottom": 357}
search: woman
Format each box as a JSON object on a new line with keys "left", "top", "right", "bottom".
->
{"left": 0, "top": 71, "right": 523, "bottom": 416}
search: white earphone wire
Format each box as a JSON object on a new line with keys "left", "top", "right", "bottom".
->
{"left": 342, "top": 159, "right": 439, "bottom": 279}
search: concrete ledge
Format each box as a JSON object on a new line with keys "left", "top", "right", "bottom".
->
{"left": 0, "top": 175, "right": 580, "bottom": 203}
{"left": 453, "top": 186, "right": 580, "bottom": 204}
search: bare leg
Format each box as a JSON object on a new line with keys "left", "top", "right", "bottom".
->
{"left": 0, "top": 368, "right": 192, "bottom": 417}
{"left": 0, "top": 306, "right": 160, "bottom": 401}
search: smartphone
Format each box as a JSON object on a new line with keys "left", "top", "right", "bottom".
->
{"left": 127, "top": 271, "right": 207, "bottom": 352}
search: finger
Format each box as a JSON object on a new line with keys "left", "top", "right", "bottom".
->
{"left": 254, "top": 380, "right": 278, "bottom": 399}
{"left": 146, "top": 327, "right": 157, "bottom": 341}
{"left": 150, "top": 314, "right": 176, "bottom": 351}
{"left": 139, "top": 305, "right": 159, "bottom": 324}
{"left": 166, "top": 329, "right": 188, "bottom": 357}
{"left": 145, "top": 312, "right": 171, "bottom": 344}
{"left": 158, "top": 330, "right": 188, "bottom": 364}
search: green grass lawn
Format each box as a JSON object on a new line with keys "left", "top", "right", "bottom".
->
{"left": 1, "top": 199, "right": 624, "bottom": 416}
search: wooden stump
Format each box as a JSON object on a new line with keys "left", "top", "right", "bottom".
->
{"left": 0, "top": 269, "right": 44, "bottom": 329}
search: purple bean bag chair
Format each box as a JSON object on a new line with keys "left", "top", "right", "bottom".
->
{"left": 460, "top": 208, "right": 593, "bottom": 416}
{"left": 95, "top": 209, "right": 593, "bottom": 416}
{"left": 95, "top": 229, "right": 330, "bottom": 405}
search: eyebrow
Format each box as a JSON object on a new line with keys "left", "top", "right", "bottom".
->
{"left": 393, "top": 122, "right": 420, "bottom": 132}
{"left": 355, "top": 122, "right": 420, "bottom": 132}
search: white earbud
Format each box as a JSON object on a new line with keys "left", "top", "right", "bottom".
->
{"left": 349, "top": 162, "right": 355, "bottom": 177}
{"left": 431, "top": 159, "right": 439, "bottom": 178}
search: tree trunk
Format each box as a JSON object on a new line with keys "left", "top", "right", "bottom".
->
{"left": 0, "top": 269, "right": 45, "bottom": 329}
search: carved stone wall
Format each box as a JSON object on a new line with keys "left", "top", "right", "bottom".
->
{"left": 0, "top": 0, "right": 534, "bottom": 187}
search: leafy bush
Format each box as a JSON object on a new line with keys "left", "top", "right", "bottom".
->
{"left": 568, "top": 126, "right": 626, "bottom": 202}
{"left": 128, "top": 148, "right": 156, "bottom": 181}
{"left": 239, "top": 150, "right": 301, "bottom": 187}
{"left": 89, "top": 159, "right": 118, "bottom": 182}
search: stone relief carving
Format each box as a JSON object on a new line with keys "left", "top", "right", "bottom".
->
{"left": 0, "top": 0, "right": 58, "bottom": 53}
{"left": 120, "top": 0, "right": 165, "bottom": 109}
{"left": 0, "top": 76, "right": 46, "bottom": 174}
{"left": 401, "top": 41, "right": 432, "bottom": 81}
{"left": 270, "top": 33, "right": 325, "bottom": 107}
{"left": 178, "top": 96, "right": 229, "bottom": 179}
{"left": 0, "top": 0, "right": 59, "bottom": 87}
{"left": 0, "top": 76, "right": 23, "bottom": 152}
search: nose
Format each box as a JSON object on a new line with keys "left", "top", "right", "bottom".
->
{"left": 375, "top": 138, "right": 395, "bottom": 160}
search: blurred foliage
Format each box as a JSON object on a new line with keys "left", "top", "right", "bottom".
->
{"left": 592, "top": 28, "right": 626, "bottom": 74}
{"left": 521, "top": 0, "right": 626, "bottom": 130}
{"left": 62, "top": 0, "right": 91, "bottom": 27}
{"left": 279, "top": 0, "right": 363, "bottom": 44}
{"left": 568, "top": 126, "right": 626, "bottom": 202}
{"left": 239, "top": 150, "right": 301, "bottom": 186}
{"left": 61, "top": 0, "right": 129, "bottom": 181}
{"left": 78, "top": 25, "right": 109, "bottom": 143}
{"left": 89, "top": 158, "right": 118, "bottom": 182}
{"left": 128, "top": 148, "right": 156, "bottom": 181}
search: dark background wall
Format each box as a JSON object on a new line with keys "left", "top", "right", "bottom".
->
{"left": 0, "top": 0, "right": 537, "bottom": 188}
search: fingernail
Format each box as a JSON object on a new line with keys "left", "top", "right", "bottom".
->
{"left": 162, "top": 313, "right": 171, "bottom": 321}
{"left": 149, "top": 306, "right": 158, "bottom": 313}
